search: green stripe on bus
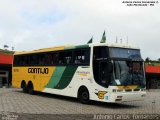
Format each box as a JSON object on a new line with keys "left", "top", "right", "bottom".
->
{"left": 46, "top": 66, "right": 66, "bottom": 88}
{"left": 54, "top": 66, "right": 78, "bottom": 89}
{"left": 64, "top": 45, "right": 89, "bottom": 50}
{"left": 64, "top": 46, "right": 76, "bottom": 50}
{"left": 75, "top": 45, "right": 89, "bottom": 49}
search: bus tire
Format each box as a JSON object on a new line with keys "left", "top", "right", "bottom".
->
{"left": 28, "top": 82, "right": 34, "bottom": 95}
{"left": 21, "top": 81, "right": 27, "bottom": 93}
{"left": 78, "top": 86, "right": 90, "bottom": 104}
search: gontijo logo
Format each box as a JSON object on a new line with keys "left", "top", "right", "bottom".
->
{"left": 95, "top": 91, "right": 107, "bottom": 99}
{"left": 28, "top": 68, "right": 49, "bottom": 74}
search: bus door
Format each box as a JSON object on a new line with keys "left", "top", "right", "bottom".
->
{"left": 93, "top": 46, "right": 112, "bottom": 87}
{"left": 99, "top": 61, "right": 108, "bottom": 85}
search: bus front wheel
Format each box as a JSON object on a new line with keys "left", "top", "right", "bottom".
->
{"left": 78, "top": 87, "right": 90, "bottom": 104}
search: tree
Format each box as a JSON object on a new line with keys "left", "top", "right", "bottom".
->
{"left": 3, "top": 45, "right": 9, "bottom": 49}
{"left": 145, "top": 57, "right": 150, "bottom": 62}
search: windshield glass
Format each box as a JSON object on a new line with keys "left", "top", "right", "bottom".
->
{"left": 109, "top": 47, "right": 141, "bottom": 59}
{"left": 112, "top": 60, "right": 145, "bottom": 86}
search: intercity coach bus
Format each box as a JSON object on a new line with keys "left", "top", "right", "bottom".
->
{"left": 12, "top": 43, "right": 146, "bottom": 103}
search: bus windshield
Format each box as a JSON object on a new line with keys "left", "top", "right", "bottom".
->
{"left": 109, "top": 47, "right": 141, "bottom": 59}
{"left": 112, "top": 60, "right": 146, "bottom": 87}
{"left": 93, "top": 46, "right": 146, "bottom": 88}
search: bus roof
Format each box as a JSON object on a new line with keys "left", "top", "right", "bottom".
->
{"left": 91, "top": 43, "right": 139, "bottom": 49}
{"left": 14, "top": 43, "right": 139, "bottom": 55}
{"left": 14, "top": 44, "right": 89, "bottom": 55}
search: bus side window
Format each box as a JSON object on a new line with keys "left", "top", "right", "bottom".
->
{"left": 65, "top": 52, "right": 72, "bottom": 64}
{"left": 83, "top": 49, "right": 90, "bottom": 64}
{"left": 38, "top": 54, "right": 45, "bottom": 65}
{"left": 20, "top": 56, "right": 26, "bottom": 65}
{"left": 13, "top": 56, "right": 18, "bottom": 66}
{"left": 51, "top": 53, "right": 58, "bottom": 65}
{"left": 16, "top": 56, "right": 21, "bottom": 66}
{"left": 15, "top": 55, "right": 28, "bottom": 66}
{"left": 44, "top": 53, "right": 52, "bottom": 65}
{"left": 24, "top": 55, "right": 29, "bottom": 65}
{"left": 74, "top": 50, "right": 81, "bottom": 64}
{"left": 59, "top": 52, "right": 65, "bottom": 64}
{"left": 74, "top": 49, "right": 90, "bottom": 65}
{"left": 16, "top": 56, "right": 20, "bottom": 65}
{"left": 59, "top": 51, "right": 73, "bottom": 65}
{"left": 27, "top": 55, "right": 37, "bottom": 65}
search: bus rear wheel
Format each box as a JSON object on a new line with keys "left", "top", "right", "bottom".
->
{"left": 78, "top": 87, "right": 90, "bottom": 104}
{"left": 21, "top": 81, "right": 27, "bottom": 93}
{"left": 27, "top": 82, "right": 34, "bottom": 95}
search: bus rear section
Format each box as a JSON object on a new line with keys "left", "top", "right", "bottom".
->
{"left": 12, "top": 45, "right": 92, "bottom": 98}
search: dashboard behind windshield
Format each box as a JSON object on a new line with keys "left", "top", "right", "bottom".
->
{"left": 112, "top": 60, "right": 146, "bottom": 87}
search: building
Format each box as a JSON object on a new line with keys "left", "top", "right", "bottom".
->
{"left": 145, "top": 65, "right": 160, "bottom": 89}
{"left": 0, "top": 49, "right": 14, "bottom": 87}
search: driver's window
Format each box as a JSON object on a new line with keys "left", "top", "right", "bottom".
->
{"left": 93, "top": 46, "right": 108, "bottom": 60}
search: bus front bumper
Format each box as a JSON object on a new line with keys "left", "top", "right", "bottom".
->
{"left": 109, "top": 92, "right": 146, "bottom": 102}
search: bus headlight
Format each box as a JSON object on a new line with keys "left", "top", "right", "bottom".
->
{"left": 112, "top": 89, "right": 117, "bottom": 92}
{"left": 117, "top": 89, "right": 123, "bottom": 92}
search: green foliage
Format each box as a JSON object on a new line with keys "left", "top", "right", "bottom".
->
{"left": 0, "top": 49, "right": 14, "bottom": 54}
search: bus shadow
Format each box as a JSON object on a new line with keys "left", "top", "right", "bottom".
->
{"left": 35, "top": 91, "right": 79, "bottom": 103}
{"left": 15, "top": 89, "right": 139, "bottom": 109}
{"left": 90, "top": 101, "right": 139, "bottom": 109}
{"left": 36, "top": 91, "right": 140, "bottom": 109}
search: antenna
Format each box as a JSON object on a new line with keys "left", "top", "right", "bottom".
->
{"left": 120, "top": 39, "right": 122, "bottom": 44}
{"left": 116, "top": 36, "right": 118, "bottom": 43}
{"left": 12, "top": 46, "right": 14, "bottom": 51}
{"left": 127, "top": 36, "right": 128, "bottom": 45}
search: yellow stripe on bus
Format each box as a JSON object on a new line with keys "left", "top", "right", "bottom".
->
{"left": 117, "top": 85, "right": 138, "bottom": 90}
{"left": 14, "top": 46, "right": 65, "bottom": 55}
{"left": 12, "top": 66, "right": 56, "bottom": 91}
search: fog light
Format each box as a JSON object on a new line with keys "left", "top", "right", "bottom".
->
{"left": 117, "top": 89, "right": 123, "bottom": 92}
{"left": 115, "top": 99, "right": 122, "bottom": 101}
{"left": 117, "top": 96, "right": 123, "bottom": 98}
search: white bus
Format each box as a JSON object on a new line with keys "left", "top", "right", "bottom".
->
{"left": 12, "top": 43, "right": 146, "bottom": 103}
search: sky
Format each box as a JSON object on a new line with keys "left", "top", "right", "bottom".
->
{"left": 0, "top": 0, "right": 160, "bottom": 60}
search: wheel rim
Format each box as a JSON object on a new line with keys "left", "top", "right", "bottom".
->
{"left": 82, "top": 91, "right": 88, "bottom": 100}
